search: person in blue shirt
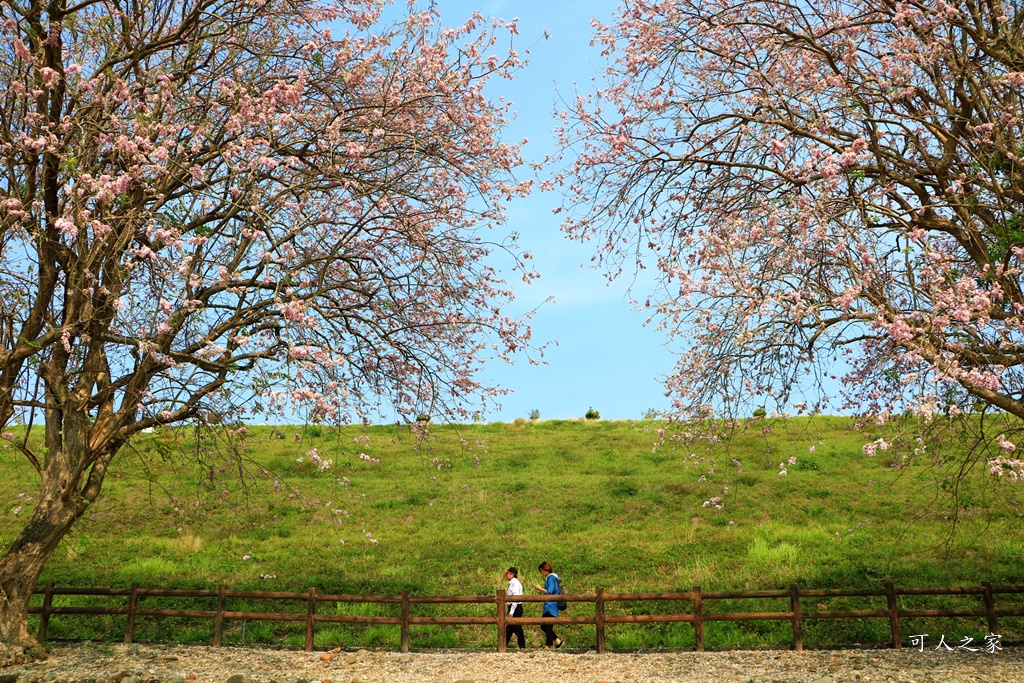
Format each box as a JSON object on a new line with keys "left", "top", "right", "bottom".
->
{"left": 532, "top": 561, "right": 564, "bottom": 649}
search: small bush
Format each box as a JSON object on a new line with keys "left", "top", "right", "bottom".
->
{"left": 528, "top": 409, "right": 540, "bottom": 420}
{"left": 752, "top": 407, "right": 766, "bottom": 418}
{"left": 305, "top": 425, "right": 323, "bottom": 437}
{"left": 416, "top": 413, "right": 431, "bottom": 423}
{"left": 585, "top": 407, "right": 600, "bottom": 420}
{"left": 796, "top": 458, "right": 821, "bottom": 471}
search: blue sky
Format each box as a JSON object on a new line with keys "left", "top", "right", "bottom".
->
{"left": 425, "top": 0, "right": 677, "bottom": 422}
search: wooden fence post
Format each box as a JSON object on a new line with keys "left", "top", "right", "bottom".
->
{"left": 790, "top": 583, "right": 802, "bottom": 652}
{"left": 982, "top": 582, "right": 999, "bottom": 635}
{"left": 36, "top": 581, "right": 54, "bottom": 643}
{"left": 595, "top": 588, "right": 606, "bottom": 654}
{"left": 124, "top": 583, "right": 140, "bottom": 644}
{"left": 693, "top": 585, "right": 704, "bottom": 652}
{"left": 212, "top": 584, "right": 226, "bottom": 647}
{"left": 496, "top": 590, "right": 506, "bottom": 653}
{"left": 400, "top": 590, "right": 411, "bottom": 653}
{"left": 885, "top": 581, "right": 901, "bottom": 649}
{"left": 305, "top": 588, "right": 317, "bottom": 652}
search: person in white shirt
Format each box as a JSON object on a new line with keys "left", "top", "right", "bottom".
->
{"left": 503, "top": 566, "right": 526, "bottom": 648}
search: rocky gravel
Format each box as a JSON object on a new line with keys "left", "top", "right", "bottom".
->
{"left": 1, "top": 643, "right": 1022, "bottom": 683}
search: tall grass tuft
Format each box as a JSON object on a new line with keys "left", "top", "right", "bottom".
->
{"left": 747, "top": 537, "right": 800, "bottom": 582}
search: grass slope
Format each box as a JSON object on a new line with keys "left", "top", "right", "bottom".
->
{"left": 1, "top": 417, "right": 1022, "bottom": 649}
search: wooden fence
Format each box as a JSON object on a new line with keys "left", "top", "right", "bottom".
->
{"left": 29, "top": 581, "right": 1024, "bottom": 652}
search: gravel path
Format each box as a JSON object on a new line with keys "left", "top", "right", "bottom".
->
{"left": 2, "top": 644, "right": 1023, "bottom": 683}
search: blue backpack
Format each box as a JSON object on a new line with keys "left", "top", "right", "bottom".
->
{"left": 554, "top": 574, "right": 567, "bottom": 611}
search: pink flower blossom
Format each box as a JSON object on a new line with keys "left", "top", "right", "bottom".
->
{"left": 13, "top": 39, "right": 31, "bottom": 60}
{"left": 989, "top": 456, "right": 1024, "bottom": 482}
{"left": 55, "top": 217, "right": 78, "bottom": 237}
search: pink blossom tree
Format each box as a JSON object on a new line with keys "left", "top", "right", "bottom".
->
{"left": 0, "top": 0, "right": 535, "bottom": 651}
{"left": 554, "top": 0, "right": 1024, "bottom": 477}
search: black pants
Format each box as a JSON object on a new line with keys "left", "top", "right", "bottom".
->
{"left": 505, "top": 605, "right": 525, "bottom": 647}
{"left": 541, "top": 611, "right": 559, "bottom": 646}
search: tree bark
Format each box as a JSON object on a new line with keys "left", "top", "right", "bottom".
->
{"left": 0, "top": 473, "right": 85, "bottom": 654}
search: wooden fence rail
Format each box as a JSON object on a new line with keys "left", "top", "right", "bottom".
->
{"left": 29, "top": 581, "right": 1024, "bottom": 653}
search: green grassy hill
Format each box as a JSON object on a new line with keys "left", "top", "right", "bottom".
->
{"left": 2, "top": 417, "right": 1022, "bottom": 649}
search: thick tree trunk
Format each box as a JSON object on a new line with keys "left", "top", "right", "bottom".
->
{"left": 0, "top": 478, "right": 83, "bottom": 655}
